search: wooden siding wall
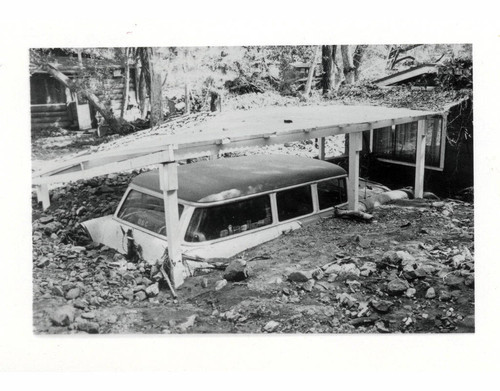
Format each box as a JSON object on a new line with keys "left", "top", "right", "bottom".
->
{"left": 94, "top": 69, "right": 136, "bottom": 115}
{"left": 31, "top": 103, "right": 75, "bottom": 131}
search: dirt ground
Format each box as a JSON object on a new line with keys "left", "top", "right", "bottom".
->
{"left": 32, "top": 171, "right": 474, "bottom": 334}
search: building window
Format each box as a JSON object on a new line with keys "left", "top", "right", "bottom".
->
{"left": 185, "top": 195, "right": 272, "bottom": 242}
{"left": 277, "top": 185, "right": 313, "bottom": 222}
{"left": 317, "top": 178, "right": 347, "bottom": 210}
{"left": 117, "top": 190, "right": 183, "bottom": 236}
{"left": 372, "top": 118, "right": 443, "bottom": 168}
{"left": 30, "top": 75, "right": 67, "bottom": 105}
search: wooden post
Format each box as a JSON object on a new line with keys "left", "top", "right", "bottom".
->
{"left": 159, "top": 159, "right": 185, "bottom": 288}
{"left": 36, "top": 184, "right": 50, "bottom": 211}
{"left": 318, "top": 137, "right": 326, "bottom": 160}
{"left": 348, "top": 132, "right": 362, "bottom": 211}
{"left": 414, "top": 119, "right": 427, "bottom": 198}
{"left": 185, "top": 84, "right": 190, "bottom": 115}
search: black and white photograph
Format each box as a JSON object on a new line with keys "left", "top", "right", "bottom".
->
{"left": 29, "top": 44, "right": 474, "bottom": 334}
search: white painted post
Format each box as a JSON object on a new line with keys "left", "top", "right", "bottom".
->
{"left": 318, "top": 137, "right": 326, "bottom": 160}
{"left": 348, "top": 132, "right": 363, "bottom": 211}
{"left": 37, "top": 184, "right": 50, "bottom": 210}
{"left": 414, "top": 120, "right": 427, "bottom": 198}
{"left": 159, "top": 160, "right": 185, "bottom": 288}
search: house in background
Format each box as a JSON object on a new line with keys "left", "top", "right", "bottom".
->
{"left": 30, "top": 55, "right": 138, "bottom": 132}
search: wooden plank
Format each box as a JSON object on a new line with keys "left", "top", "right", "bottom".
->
{"left": 32, "top": 150, "right": 174, "bottom": 185}
{"left": 439, "top": 114, "right": 447, "bottom": 170}
{"left": 31, "top": 104, "right": 67, "bottom": 113}
{"left": 36, "top": 184, "right": 50, "bottom": 210}
{"left": 414, "top": 119, "right": 426, "bottom": 198}
{"left": 31, "top": 111, "right": 68, "bottom": 119}
{"left": 159, "top": 162, "right": 184, "bottom": 288}
{"left": 318, "top": 137, "right": 325, "bottom": 160}
{"left": 348, "top": 132, "right": 362, "bottom": 211}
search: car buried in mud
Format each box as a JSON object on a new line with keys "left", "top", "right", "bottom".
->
{"left": 81, "top": 154, "right": 348, "bottom": 266}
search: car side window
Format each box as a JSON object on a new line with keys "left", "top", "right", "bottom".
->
{"left": 185, "top": 195, "right": 272, "bottom": 242}
{"left": 276, "top": 185, "right": 313, "bottom": 221}
{"left": 117, "top": 190, "right": 184, "bottom": 236}
{"left": 317, "top": 178, "right": 347, "bottom": 210}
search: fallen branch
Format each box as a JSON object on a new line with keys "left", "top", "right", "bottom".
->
{"left": 334, "top": 208, "right": 374, "bottom": 222}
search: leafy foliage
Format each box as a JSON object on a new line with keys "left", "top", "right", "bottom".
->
{"left": 436, "top": 58, "right": 473, "bottom": 90}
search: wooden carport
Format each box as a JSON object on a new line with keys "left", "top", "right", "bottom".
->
{"left": 32, "top": 105, "right": 443, "bottom": 287}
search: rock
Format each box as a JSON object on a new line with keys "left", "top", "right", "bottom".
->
{"left": 425, "top": 287, "right": 436, "bottom": 299}
{"left": 201, "top": 278, "right": 208, "bottom": 288}
{"left": 76, "top": 206, "right": 87, "bottom": 216}
{"left": 288, "top": 270, "right": 313, "bottom": 282}
{"left": 360, "top": 262, "right": 377, "bottom": 277}
{"left": 324, "top": 263, "right": 360, "bottom": 277}
{"left": 380, "top": 250, "right": 414, "bottom": 268}
{"left": 387, "top": 279, "right": 409, "bottom": 295}
{"left": 135, "top": 291, "right": 147, "bottom": 301}
{"left": 370, "top": 300, "right": 394, "bottom": 313}
{"left": 312, "top": 269, "right": 324, "bottom": 280}
{"left": 402, "top": 264, "right": 417, "bottom": 280}
{"left": 302, "top": 279, "right": 315, "bottom": 292}
{"left": 39, "top": 216, "right": 54, "bottom": 224}
{"left": 223, "top": 259, "right": 248, "bottom": 282}
{"left": 77, "top": 321, "right": 100, "bottom": 334}
{"left": 414, "top": 267, "right": 428, "bottom": 278}
{"left": 73, "top": 299, "right": 87, "bottom": 310}
{"left": 50, "top": 305, "right": 75, "bottom": 326}
{"left": 177, "top": 315, "right": 197, "bottom": 332}
{"left": 451, "top": 254, "right": 466, "bottom": 268}
{"left": 146, "top": 283, "right": 160, "bottom": 297}
{"left": 336, "top": 292, "right": 357, "bottom": 308}
{"left": 263, "top": 321, "right": 280, "bottom": 333}
{"left": 405, "top": 288, "right": 416, "bottom": 298}
{"left": 464, "top": 275, "right": 474, "bottom": 288}
{"left": 37, "top": 257, "right": 50, "bottom": 268}
{"left": 444, "top": 275, "right": 465, "bottom": 287}
{"left": 375, "top": 320, "right": 390, "bottom": 333}
{"left": 51, "top": 286, "right": 64, "bottom": 297}
{"left": 350, "top": 316, "right": 378, "bottom": 327}
{"left": 438, "top": 290, "right": 452, "bottom": 301}
{"left": 65, "top": 287, "right": 81, "bottom": 300}
{"left": 215, "top": 279, "right": 228, "bottom": 291}
{"left": 81, "top": 312, "right": 96, "bottom": 320}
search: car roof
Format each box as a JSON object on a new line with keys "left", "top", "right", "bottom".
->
{"left": 131, "top": 154, "right": 347, "bottom": 204}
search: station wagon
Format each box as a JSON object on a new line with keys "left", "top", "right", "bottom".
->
{"left": 82, "top": 155, "right": 348, "bottom": 265}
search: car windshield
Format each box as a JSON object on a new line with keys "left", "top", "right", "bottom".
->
{"left": 117, "top": 189, "right": 184, "bottom": 236}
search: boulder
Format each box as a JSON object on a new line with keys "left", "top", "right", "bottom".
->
{"left": 387, "top": 279, "right": 409, "bottom": 295}
{"left": 223, "top": 259, "right": 248, "bottom": 282}
{"left": 370, "top": 300, "right": 394, "bottom": 313}
{"left": 50, "top": 305, "right": 75, "bottom": 327}
{"left": 146, "top": 283, "right": 160, "bottom": 297}
{"left": 77, "top": 321, "right": 100, "bottom": 334}
{"left": 288, "top": 270, "right": 313, "bottom": 282}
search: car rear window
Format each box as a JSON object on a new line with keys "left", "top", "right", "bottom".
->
{"left": 117, "top": 190, "right": 183, "bottom": 236}
{"left": 317, "top": 178, "right": 347, "bottom": 209}
{"left": 276, "top": 185, "right": 313, "bottom": 221}
{"left": 185, "top": 195, "right": 272, "bottom": 242}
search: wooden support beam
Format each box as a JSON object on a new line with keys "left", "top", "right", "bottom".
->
{"left": 348, "top": 132, "right": 363, "bottom": 211}
{"left": 414, "top": 119, "right": 427, "bottom": 198}
{"left": 36, "top": 184, "right": 50, "bottom": 210}
{"left": 318, "top": 137, "right": 326, "bottom": 160}
{"left": 159, "top": 161, "right": 184, "bottom": 288}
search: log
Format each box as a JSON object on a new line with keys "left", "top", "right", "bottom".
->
{"left": 334, "top": 208, "right": 373, "bottom": 221}
{"left": 31, "top": 111, "right": 68, "bottom": 119}
{"left": 45, "top": 63, "right": 119, "bottom": 130}
{"left": 31, "top": 104, "right": 67, "bottom": 113}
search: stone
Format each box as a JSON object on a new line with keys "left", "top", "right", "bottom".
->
{"left": 438, "top": 290, "right": 452, "bottom": 301}
{"left": 73, "top": 299, "right": 87, "bottom": 310}
{"left": 201, "top": 278, "right": 208, "bottom": 288}
{"left": 405, "top": 288, "right": 417, "bottom": 298}
{"left": 402, "top": 264, "right": 417, "bottom": 280}
{"left": 65, "top": 287, "right": 81, "bottom": 300}
{"left": 77, "top": 321, "right": 100, "bottom": 334}
{"left": 263, "top": 320, "right": 280, "bottom": 333}
{"left": 302, "top": 279, "right": 315, "bottom": 292}
{"left": 381, "top": 250, "right": 415, "bottom": 268}
{"left": 135, "top": 291, "right": 147, "bottom": 301}
{"left": 215, "top": 279, "right": 228, "bottom": 291}
{"left": 387, "top": 279, "right": 409, "bottom": 295}
{"left": 360, "top": 262, "right": 377, "bottom": 277}
{"left": 288, "top": 270, "right": 313, "bottom": 282}
{"left": 425, "top": 287, "right": 436, "bottom": 299}
{"left": 451, "top": 254, "right": 466, "bottom": 268}
{"left": 223, "top": 259, "right": 248, "bottom": 282}
{"left": 370, "top": 300, "right": 394, "bottom": 313}
{"left": 39, "top": 216, "right": 54, "bottom": 224}
{"left": 146, "top": 283, "right": 160, "bottom": 297}
{"left": 37, "top": 257, "right": 50, "bottom": 268}
{"left": 350, "top": 316, "right": 378, "bottom": 327}
{"left": 50, "top": 305, "right": 75, "bottom": 327}
{"left": 375, "top": 321, "right": 390, "bottom": 333}
{"left": 177, "top": 315, "right": 197, "bottom": 332}
{"left": 336, "top": 292, "right": 357, "bottom": 308}
{"left": 81, "top": 312, "right": 96, "bottom": 319}
{"left": 444, "top": 275, "right": 464, "bottom": 287}
{"left": 414, "top": 267, "right": 428, "bottom": 278}
{"left": 464, "top": 275, "right": 474, "bottom": 288}
{"left": 76, "top": 206, "right": 87, "bottom": 216}
{"left": 312, "top": 269, "right": 324, "bottom": 280}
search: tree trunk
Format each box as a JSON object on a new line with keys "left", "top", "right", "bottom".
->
{"left": 304, "top": 46, "right": 320, "bottom": 97}
{"left": 352, "top": 45, "right": 367, "bottom": 81}
{"left": 210, "top": 91, "right": 221, "bottom": 112}
{"left": 45, "top": 63, "right": 119, "bottom": 130}
{"left": 341, "top": 45, "right": 355, "bottom": 85}
{"left": 149, "top": 48, "right": 163, "bottom": 127}
{"left": 321, "top": 45, "right": 335, "bottom": 94}
{"left": 120, "top": 48, "right": 130, "bottom": 119}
